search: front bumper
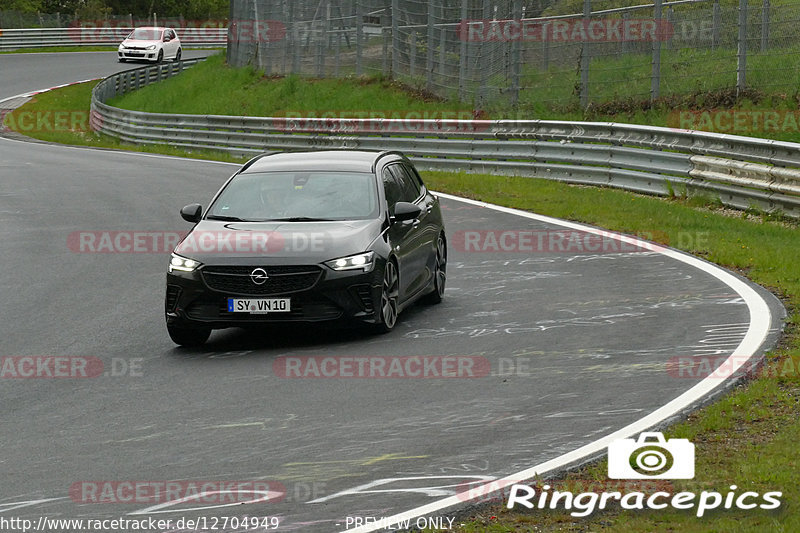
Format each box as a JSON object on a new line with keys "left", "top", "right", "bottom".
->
{"left": 118, "top": 49, "right": 158, "bottom": 61}
{"left": 166, "top": 262, "right": 383, "bottom": 329}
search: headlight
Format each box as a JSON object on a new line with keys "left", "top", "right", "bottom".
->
{"left": 169, "top": 253, "right": 201, "bottom": 273}
{"left": 146, "top": 44, "right": 156, "bottom": 50}
{"left": 324, "top": 251, "right": 375, "bottom": 272}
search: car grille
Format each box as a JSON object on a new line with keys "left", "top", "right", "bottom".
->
{"left": 200, "top": 265, "right": 323, "bottom": 295}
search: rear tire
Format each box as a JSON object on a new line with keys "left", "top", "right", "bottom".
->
{"left": 422, "top": 234, "right": 446, "bottom": 305}
{"left": 167, "top": 323, "right": 211, "bottom": 346}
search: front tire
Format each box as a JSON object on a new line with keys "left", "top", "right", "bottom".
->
{"left": 118, "top": 57, "right": 127, "bottom": 63}
{"left": 156, "top": 49, "right": 164, "bottom": 63}
{"left": 174, "top": 48, "right": 181, "bottom": 62}
{"left": 375, "top": 260, "right": 399, "bottom": 333}
{"left": 167, "top": 323, "right": 211, "bottom": 346}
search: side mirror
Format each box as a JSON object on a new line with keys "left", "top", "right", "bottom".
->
{"left": 180, "top": 203, "right": 203, "bottom": 223}
{"left": 392, "top": 201, "right": 421, "bottom": 223}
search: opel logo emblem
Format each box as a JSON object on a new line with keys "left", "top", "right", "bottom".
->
{"left": 250, "top": 268, "right": 268, "bottom": 285}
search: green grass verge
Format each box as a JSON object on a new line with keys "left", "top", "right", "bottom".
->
{"left": 108, "top": 54, "right": 477, "bottom": 118}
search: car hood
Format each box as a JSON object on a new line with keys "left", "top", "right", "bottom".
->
{"left": 121, "top": 39, "right": 161, "bottom": 47}
{"left": 174, "top": 218, "right": 384, "bottom": 265}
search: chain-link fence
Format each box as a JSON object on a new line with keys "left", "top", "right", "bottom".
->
{"left": 226, "top": 0, "right": 800, "bottom": 111}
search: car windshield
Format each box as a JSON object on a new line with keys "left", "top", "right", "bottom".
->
{"left": 127, "top": 28, "right": 162, "bottom": 40}
{"left": 207, "top": 171, "right": 379, "bottom": 221}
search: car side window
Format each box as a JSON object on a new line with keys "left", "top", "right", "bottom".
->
{"left": 382, "top": 167, "right": 403, "bottom": 213}
{"left": 406, "top": 164, "right": 426, "bottom": 194}
{"left": 389, "top": 164, "right": 421, "bottom": 203}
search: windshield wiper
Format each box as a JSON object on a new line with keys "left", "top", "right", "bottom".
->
{"left": 267, "top": 217, "right": 333, "bottom": 222}
{"left": 206, "top": 215, "right": 249, "bottom": 221}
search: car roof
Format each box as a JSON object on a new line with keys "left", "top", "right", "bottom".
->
{"left": 241, "top": 150, "right": 405, "bottom": 174}
{"left": 130, "top": 26, "right": 168, "bottom": 31}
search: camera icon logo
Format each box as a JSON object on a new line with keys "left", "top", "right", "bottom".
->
{"left": 608, "top": 432, "right": 695, "bottom": 479}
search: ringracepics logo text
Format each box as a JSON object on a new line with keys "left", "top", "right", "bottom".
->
{"left": 506, "top": 432, "right": 782, "bottom": 517}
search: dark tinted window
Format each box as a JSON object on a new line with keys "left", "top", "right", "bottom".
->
{"left": 382, "top": 168, "right": 403, "bottom": 213}
{"left": 207, "top": 171, "right": 378, "bottom": 221}
{"left": 389, "top": 164, "right": 421, "bottom": 203}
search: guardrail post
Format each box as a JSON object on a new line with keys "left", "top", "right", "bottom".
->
{"left": 511, "top": 0, "right": 521, "bottom": 106}
{"left": 382, "top": 16, "right": 389, "bottom": 76}
{"left": 665, "top": 7, "right": 674, "bottom": 51}
{"left": 291, "top": 3, "right": 300, "bottom": 74}
{"left": 391, "top": 0, "right": 399, "bottom": 76}
{"left": 459, "top": 0, "right": 467, "bottom": 102}
{"left": 316, "top": 0, "right": 328, "bottom": 77}
{"left": 737, "top": 0, "right": 747, "bottom": 96}
{"left": 356, "top": 0, "right": 364, "bottom": 76}
{"left": 334, "top": 28, "right": 341, "bottom": 76}
{"left": 438, "top": 13, "right": 446, "bottom": 80}
{"left": 651, "top": 0, "right": 662, "bottom": 103}
{"left": 409, "top": 32, "right": 416, "bottom": 76}
{"left": 426, "top": 1, "right": 434, "bottom": 92}
{"left": 579, "top": 0, "right": 590, "bottom": 108}
{"left": 712, "top": 0, "right": 721, "bottom": 50}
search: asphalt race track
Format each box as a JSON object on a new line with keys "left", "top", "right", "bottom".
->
{"left": 0, "top": 53, "right": 785, "bottom": 532}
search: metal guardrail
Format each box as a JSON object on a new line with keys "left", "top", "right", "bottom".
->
{"left": 90, "top": 60, "right": 800, "bottom": 218}
{"left": 0, "top": 27, "right": 226, "bottom": 50}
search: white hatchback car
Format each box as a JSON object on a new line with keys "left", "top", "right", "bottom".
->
{"left": 118, "top": 27, "right": 181, "bottom": 63}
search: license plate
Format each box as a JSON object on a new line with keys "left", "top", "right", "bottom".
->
{"left": 228, "top": 298, "right": 291, "bottom": 314}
